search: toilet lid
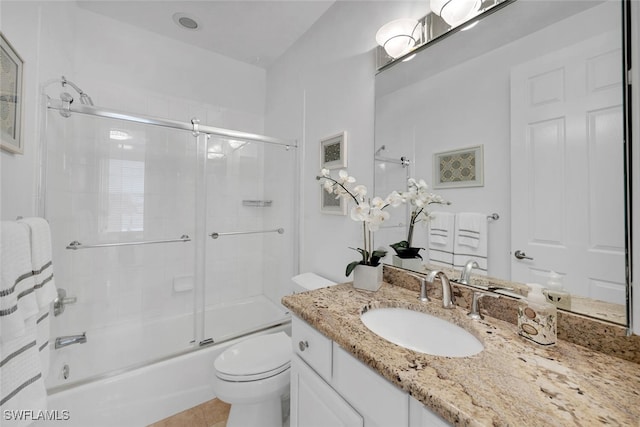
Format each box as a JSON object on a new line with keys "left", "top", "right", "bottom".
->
{"left": 215, "top": 332, "right": 291, "bottom": 381}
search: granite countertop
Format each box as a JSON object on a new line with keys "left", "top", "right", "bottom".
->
{"left": 282, "top": 282, "right": 640, "bottom": 427}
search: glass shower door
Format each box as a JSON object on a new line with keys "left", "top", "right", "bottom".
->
{"left": 44, "top": 113, "right": 198, "bottom": 388}
{"left": 201, "top": 136, "right": 297, "bottom": 344}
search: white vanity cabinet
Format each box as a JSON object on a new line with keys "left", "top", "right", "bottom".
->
{"left": 290, "top": 316, "right": 450, "bottom": 427}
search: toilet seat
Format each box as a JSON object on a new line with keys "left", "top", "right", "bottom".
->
{"left": 215, "top": 332, "right": 291, "bottom": 382}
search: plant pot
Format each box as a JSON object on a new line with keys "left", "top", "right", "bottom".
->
{"left": 352, "top": 264, "right": 383, "bottom": 292}
{"left": 392, "top": 255, "right": 424, "bottom": 272}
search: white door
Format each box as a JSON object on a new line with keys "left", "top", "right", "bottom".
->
{"left": 510, "top": 31, "right": 626, "bottom": 304}
{"left": 290, "top": 355, "right": 363, "bottom": 427}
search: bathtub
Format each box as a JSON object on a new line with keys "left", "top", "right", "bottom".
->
{"left": 39, "top": 323, "right": 290, "bottom": 426}
{"left": 39, "top": 296, "right": 291, "bottom": 427}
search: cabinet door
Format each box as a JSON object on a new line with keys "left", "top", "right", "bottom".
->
{"left": 291, "top": 354, "right": 363, "bottom": 427}
{"left": 332, "top": 345, "right": 409, "bottom": 427}
{"left": 409, "top": 396, "right": 450, "bottom": 427}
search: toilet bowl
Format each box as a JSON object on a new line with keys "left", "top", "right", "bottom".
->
{"left": 212, "top": 273, "right": 336, "bottom": 427}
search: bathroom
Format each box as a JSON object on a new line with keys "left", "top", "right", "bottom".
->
{"left": 1, "top": 0, "right": 639, "bottom": 426}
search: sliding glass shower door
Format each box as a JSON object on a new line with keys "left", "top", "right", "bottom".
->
{"left": 44, "top": 113, "right": 198, "bottom": 388}
{"left": 201, "top": 136, "right": 297, "bottom": 344}
{"left": 42, "top": 101, "right": 298, "bottom": 389}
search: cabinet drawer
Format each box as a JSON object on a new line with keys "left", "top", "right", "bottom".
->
{"left": 291, "top": 315, "right": 332, "bottom": 381}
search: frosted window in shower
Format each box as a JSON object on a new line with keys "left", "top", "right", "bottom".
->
{"left": 103, "top": 158, "right": 145, "bottom": 233}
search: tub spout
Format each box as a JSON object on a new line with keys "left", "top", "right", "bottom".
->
{"left": 55, "top": 332, "right": 87, "bottom": 349}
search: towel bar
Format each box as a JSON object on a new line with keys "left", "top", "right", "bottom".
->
{"left": 210, "top": 228, "right": 284, "bottom": 239}
{"left": 66, "top": 235, "right": 191, "bottom": 250}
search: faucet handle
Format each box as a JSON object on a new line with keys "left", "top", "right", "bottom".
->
{"left": 409, "top": 274, "right": 429, "bottom": 302}
{"left": 467, "top": 291, "right": 500, "bottom": 320}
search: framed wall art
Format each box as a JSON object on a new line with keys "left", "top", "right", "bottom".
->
{"left": 320, "top": 131, "right": 347, "bottom": 169}
{"left": 320, "top": 183, "right": 347, "bottom": 215}
{"left": 0, "top": 32, "right": 24, "bottom": 154}
{"left": 433, "top": 145, "right": 484, "bottom": 189}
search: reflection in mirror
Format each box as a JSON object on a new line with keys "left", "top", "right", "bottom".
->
{"left": 374, "top": 0, "right": 628, "bottom": 326}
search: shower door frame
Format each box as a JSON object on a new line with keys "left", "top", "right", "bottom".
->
{"left": 39, "top": 96, "right": 300, "bottom": 386}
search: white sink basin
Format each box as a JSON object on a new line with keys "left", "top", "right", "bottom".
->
{"left": 360, "top": 307, "right": 484, "bottom": 357}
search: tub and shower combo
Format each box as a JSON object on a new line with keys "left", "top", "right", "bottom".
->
{"left": 38, "top": 79, "right": 299, "bottom": 426}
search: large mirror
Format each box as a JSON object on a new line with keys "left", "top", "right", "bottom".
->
{"left": 374, "top": 0, "right": 629, "bottom": 326}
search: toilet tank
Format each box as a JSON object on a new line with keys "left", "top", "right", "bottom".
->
{"left": 291, "top": 273, "right": 337, "bottom": 293}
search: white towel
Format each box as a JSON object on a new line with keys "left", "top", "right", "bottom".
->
{"left": 1, "top": 222, "right": 38, "bottom": 342}
{"left": 453, "top": 213, "right": 488, "bottom": 275}
{"left": 18, "top": 217, "right": 57, "bottom": 378}
{"left": 0, "top": 316, "right": 48, "bottom": 426}
{"left": 428, "top": 212, "right": 455, "bottom": 268}
{"left": 18, "top": 218, "right": 57, "bottom": 309}
{"left": 456, "top": 213, "right": 483, "bottom": 249}
{"left": 429, "top": 212, "right": 453, "bottom": 246}
{"left": 0, "top": 222, "right": 48, "bottom": 424}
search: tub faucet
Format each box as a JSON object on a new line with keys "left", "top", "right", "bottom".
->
{"left": 55, "top": 332, "right": 87, "bottom": 349}
{"left": 459, "top": 260, "right": 479, "bottom": 285}
{"left": 426, "top": 270, "right": 455, "bottom": 309}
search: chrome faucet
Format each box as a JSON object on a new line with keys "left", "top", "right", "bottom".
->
{"left": 55, "top": 332, "right": 87, "bottom": 349}
{"left": 426, "top": 270, "right": 455, "bottom": 309}
{"left": 467, "top": 291, "right": 499, "bottom": 320}
{"left": 458, "top": 260, "right": 479, "bottom": 285}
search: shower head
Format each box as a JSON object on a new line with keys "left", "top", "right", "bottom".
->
{"left": 61, "top": 76, "right": 93, "bottom": 106}
{"left": 375, "top": 145, "right": 386, "bottom": 155}
{"left": 79, "top": 93, "right": 94, "bottom": 106}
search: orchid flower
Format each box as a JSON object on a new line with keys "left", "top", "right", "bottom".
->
{"left": 316, "top": 169, "right": 395, "bottom": 275}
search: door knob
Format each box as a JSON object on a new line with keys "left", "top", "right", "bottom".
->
{"left": 514, "top": 250, "right": 533, "bottom": 260}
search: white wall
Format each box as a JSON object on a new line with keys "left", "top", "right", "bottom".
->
{"left": 0, "top": 1, "right": 77, "bottom": 220}
{"left": 0, "top": 1, "right": 267, "bottom": 222}
{"left": 265, "top": 1, "right": 425, "bottom": 283}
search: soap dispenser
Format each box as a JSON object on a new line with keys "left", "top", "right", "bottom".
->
{"left": 517, "top": 283, "right": 557, "bottom": 346}
{"left": 544, "top": 271, "right": 571, "bottom": 310}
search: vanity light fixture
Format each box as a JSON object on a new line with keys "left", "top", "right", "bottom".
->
{"left": 375, "top": 19, "right": 422, "bottom": 59}
{"left": 430, "top": 0, "right": 482, "bottom": 27}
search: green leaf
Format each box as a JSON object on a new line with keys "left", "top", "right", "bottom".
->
{"left": 345, "top": 261, "right": 362, "bottom": 277}
{"left": 390, "top": 241, "right": 410, "bottom": 251}
{"left": 369, "top": 250, "right": 387, "bottom": 266}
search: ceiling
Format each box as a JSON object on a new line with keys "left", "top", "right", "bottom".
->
{"left": 76, "top": 0, "right": 336, "bottom": 68}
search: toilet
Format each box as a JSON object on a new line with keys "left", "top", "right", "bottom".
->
{"left": 212, "top": 273, "right": 336, "bottom": 427}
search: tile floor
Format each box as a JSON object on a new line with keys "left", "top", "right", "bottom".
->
{"left": 148, "top": 398, "right": 230, "bottom": 427}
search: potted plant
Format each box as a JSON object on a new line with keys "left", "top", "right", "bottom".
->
{"left": 317, "top": 169, "right": 393, "bottom": 291}
{"left": 389, "top": 178, "right": 448, "bottom": 267}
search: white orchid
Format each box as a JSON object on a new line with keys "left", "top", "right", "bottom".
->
{"left": 392, "top": 177, "right": 449, "bottom": 252}
{"left": 338, "top": 169, "right": 356, "bottom": 185}
{"left": 385, "top": 190, "right": 404, "bottom": 208}
{"left": 353, "top": 184, "right": 367, "bottom": 199}
{"left": 316, "top": 169, "right": 397, "bottom": 276}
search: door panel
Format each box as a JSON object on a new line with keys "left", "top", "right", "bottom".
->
{"left": 510, "top": 31, "right": 625, "bottom": 304}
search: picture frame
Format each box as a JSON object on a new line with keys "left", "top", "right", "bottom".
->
{"left": 0, "top": 32, "right": 24, "bottom": 155}
{"left": 320, "top": 183, "right": 348, "bottom": 215}
{"left": 433, "top": 145, "right": 484, "bottom": 189}
{"left": 320, "top": 131, "right": 347, "bottom": 169}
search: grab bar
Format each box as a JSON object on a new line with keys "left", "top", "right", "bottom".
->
{"left": 210, "top": 228, "right": 284, "bottom": 239}
{"left": 66, "top": 235, "right": 191, "bottom": 250}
